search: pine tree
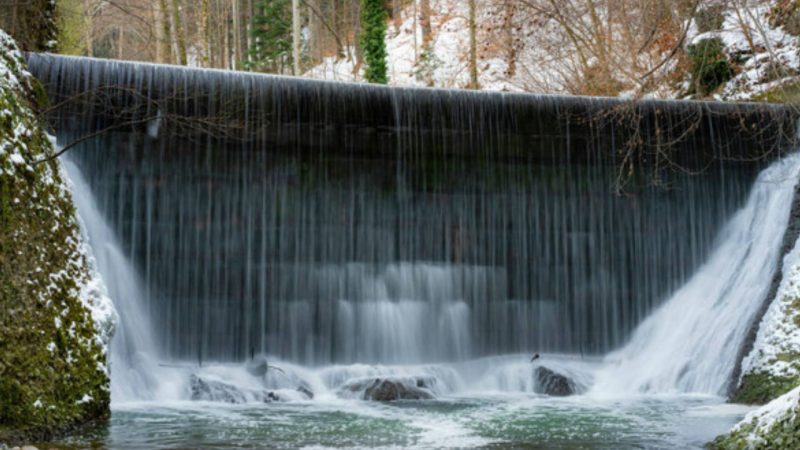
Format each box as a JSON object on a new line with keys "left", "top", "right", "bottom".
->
{"left": 246, "top": 0, "right": 293, "bottom": 73}
{"left": 360, "top": 0, "right": 388, "bottom": 84}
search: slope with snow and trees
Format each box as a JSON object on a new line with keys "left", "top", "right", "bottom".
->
{"left": 5, "top": 0, "right": 797, "bottom": 102}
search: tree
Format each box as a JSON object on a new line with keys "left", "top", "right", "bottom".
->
{"left": 158, "top": 0, "right": 173, "bottom": 63}
{"left": 360, "top": 0, "right": 388, "bottom": 84}
{"left": 246, "top": 0, "right": 293, "bottom": 73}
{"left": 292, "top": 0, "right": 300, "bottom": 75}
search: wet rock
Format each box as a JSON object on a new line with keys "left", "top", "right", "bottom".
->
{"left": 189, "top": 375, "right": 248, "bottom": 403}
{"left": 190, "top": 374, "right": 288, "bottom": 403}
{"left": 245, "top": 355, "right": 270, "bottom": 377}
{"left": 297, "top": 385, "right": 314, "bottom": 399}
{"left": 342, "top": 377, "right": 435, "bottom": 401}
{"left": 534, "top": 367, "right": 579, "bottom": 396}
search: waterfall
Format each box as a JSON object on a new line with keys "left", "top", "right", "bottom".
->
{"left": 29, "top": 55, "right": 800, "bottom": 402}
{"left": 63, "top": 158, "right": 162, "bottom": 401}
{"left": 594, "top": 154, "right": 800, "bottom": 395}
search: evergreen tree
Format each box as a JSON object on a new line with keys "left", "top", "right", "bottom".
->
{"left": 360, "top": 0, "right": 388, "bottom": 84}
{"left": 246, "top": 0, "right": 293, "bottom": 73}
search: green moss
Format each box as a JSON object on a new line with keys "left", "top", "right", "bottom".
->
{"left": 733, "top": 372, "right": 800, "bottom": 405}
{"left": 0, "top": 36, "right": 110, "bottom": 444}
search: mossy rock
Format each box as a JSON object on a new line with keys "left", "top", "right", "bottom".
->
{"left": 0, "top": 32, "right": 111, "bottom": 444}
{"left": 732, "top": 372, "right": 800, "bottom": 405}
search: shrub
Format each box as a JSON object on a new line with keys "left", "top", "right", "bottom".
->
{"left": 687, "top": 37, "right": 733, "bottom": 97}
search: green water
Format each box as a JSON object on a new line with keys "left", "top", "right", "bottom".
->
{"left": 48, "top": 394, "right": 750, "bottom": 449}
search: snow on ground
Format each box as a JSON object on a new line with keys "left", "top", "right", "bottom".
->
{"left": 691, "top": 4, "right": 800, "bottom": 101}
{"left": 741, "top": 233, "right": 800, "bottom": 381}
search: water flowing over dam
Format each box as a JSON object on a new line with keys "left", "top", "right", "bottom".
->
{"left": 28, "top": 54, "right": 800, "bottom": 402}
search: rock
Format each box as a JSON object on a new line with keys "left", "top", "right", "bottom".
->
{"left": 189, "top": 375, "right": 248, "bottom": 403}
{"left": 297, "top": 385, "right": 314, "bottom": 399}
{"left": 190, "top": 374, "right": 291, "bottom": 403}
{"left": 534, "top": 367, "right": 579, "bottom": 396}
{"left": 21, "top": 446, "right": 39, "bottom": 450}
{"left": 342, "top": 377, "right": 435, "bottom": 401}
{"left": 245, "top": 355, "right": 270, "bottom": 377}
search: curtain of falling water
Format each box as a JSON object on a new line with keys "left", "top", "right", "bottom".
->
{"left": 30, "top": 55, "right": 776, "bottom": 365}
{"left": 61, "top": 134, "right": 754, "bottom": 364}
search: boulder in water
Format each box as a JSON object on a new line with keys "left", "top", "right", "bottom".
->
{"left": 533, "top": 367, "right": 580, "bottom": 396}
{"left": 190, "top": 374, "right": 292, "bottom": 403}
{"left": 245, "top": 355, "right": 270, "bottom": 377}
{"left": 297, "top": 385, "right": 314, "bottom": 399}
{"left": 190, "top": 375, "right": 248, "bottom": 403}
{"left": 343, "top": 377, "right": 435, "bottom": 401}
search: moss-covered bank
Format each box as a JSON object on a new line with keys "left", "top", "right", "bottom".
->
{"left": 710, "top": 387, "right": 800, "bottom": 450}
{"left": 0, "top": 30, "right": 114, "bottom": 444}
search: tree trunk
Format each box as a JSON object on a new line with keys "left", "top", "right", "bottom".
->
{"left": 200, "top": 0, "right": 211, "bottom": 67}
{"left": 118, "top": 26, "right": 124, "bottom": 59}
{"left": 172, "top": 0, "right": 188, "bottom": 65}
{"left": 158, "top": 0, "right": 172, "bottom": 63}
{"left": 293, "top": 0, "right": 301, "bottom": 75}
{"left": 420, "top": 0, "right": 431, "bottom": 47}
{"left": 468, "top": 0, "right": 479, "bottom": 89}
{"left": 413, "top": 0, "right": 418, "bottom": 60}
{"left": 352, "top": 0, "right": 363, "bottom": 76}
{"left": 504, "top": 0, "right": 516, "bottom": 77}
{"left": 85, "top": 0, "right": 94, "bottom": 56}
{"left": 393, "top": 0, "right": 402, "bottom": 31}
{"left": 221, "top": 3, "right": 233, "bottom": 69}
{"left": 232, "top": 0, "right": 242, "bottom": 69}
